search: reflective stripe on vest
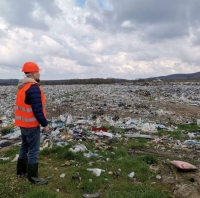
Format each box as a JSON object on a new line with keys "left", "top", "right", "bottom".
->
{"left": 14, "top": 106, "right": 32, "bottom": 112}
{"left": 15, "top": 116, "right": 37, "bottom": 122}
{"left": 15, "top": 105, "right": 46, "bottom": 112}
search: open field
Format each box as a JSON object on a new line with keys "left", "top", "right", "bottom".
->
{"left": 0, "top": 82, "right": 200, "bottom": 197}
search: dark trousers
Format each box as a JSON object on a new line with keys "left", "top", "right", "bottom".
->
{"left": 19, "top": 126, "right": 40, "bottom": 164}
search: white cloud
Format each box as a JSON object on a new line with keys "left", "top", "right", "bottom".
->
{"left": 121, "top": 21, "right": 134, "bottom": 28}
{"left": 0, "top": 0, "right": 200, "bottom": 80}
{"left": 89, "top": 39, "right": 104, "bottom": 53}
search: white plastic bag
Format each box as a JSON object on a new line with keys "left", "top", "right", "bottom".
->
{"left": 87, "top": 168, "right": 105, "bottom": 176}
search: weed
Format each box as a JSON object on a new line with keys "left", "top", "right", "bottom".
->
{"left": 103, "top": 183, "right": 169, "bottom": 198}
{"left": 195, "top": 136, "right": 200, "bottom": 141}
{"left": 155, "top": 130, "right": 170, "bottom": 137}
{"left": 57, "top": 149, "right": 76, "bottom": 160}
{"left": 137, "top": 137, "right": 148, "bottom": 143}
{"left": 22, "top": 188, "right": 61, "bottom": 198}
{"left": 128, "top": 141, "right": 147, "bottom": 149}
{"left": 178, "top": 124, "right": 199, "bottom": 131}
{"left": 155, "top": 130, "right": 181, "bottom": 139}
{"left": 0, "top": 127, "right": 12, "bottom": 135}
{"left": 40, "top": 145, "right": 72, "bottom": 158}
{"left": 140, "top": 154, "right": 158, "bottom": 165}
{"left": 3, "top": 146, "right": 19, "bottom": 158}
{"left": 101, "top": 124, "right": 125, "bottom": 133}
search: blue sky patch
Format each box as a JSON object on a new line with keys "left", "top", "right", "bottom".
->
{"left": 76, "top": 0, "right": 86, "bottom": 7}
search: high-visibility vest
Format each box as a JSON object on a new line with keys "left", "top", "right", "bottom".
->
{"left": 14, "top": 82, "right": 46, "bottom": 127}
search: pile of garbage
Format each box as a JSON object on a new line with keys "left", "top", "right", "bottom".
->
{"left": 0, "top": 113, "right": 199, "bottom": 151}
{"left": 1, "top": 82, "right": 200, "bottom": 125}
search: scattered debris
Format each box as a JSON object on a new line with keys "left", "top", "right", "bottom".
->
{"left": 82, "top": 192, "right": 100, "bottom": 198}
{"left": 0, "top": 82, "right": 200, "bottom": 197}
{"left": 128, "top": 172, "right": 135, "bottom": 178}
{"left": 170, "top": 160, "right": 198, "bottom": 170}
{"left": 87, "top": 168, "right": 105, "bottom": 176}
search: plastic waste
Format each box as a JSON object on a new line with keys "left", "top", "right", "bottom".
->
{"left": 114, "top": 168, "right": 121, "bottom": 177}
{"left": 128, "top": 172, "right": 135, "bottom": 178}
{"left": 0, "top": 140, "right": 12, "bottom": 147}
{"left": 51, "top": 129, "right": 60, "bottom": 137}
{"left": 87, "top": 168, "right": 105, "bottom": 176}
{"left": 69, "top": 144, "right": 87, "bottom": 153}
{"left": 170, "top": 160, "right": 198, "bottom": 170}
{"left": 83, "top": 153, "right": 91, "bottom": 158}
{"left": 156, "top": 175, "right": 161, "bottom": 180}
{"left": 82, "top": 192, "right": 100, "bottom": 198}
{"left": 60, "top": 115, "right": 66, "bottom": 122}
{"left": 66, "top": 114, "right": 73, "bottom": 125}
{"left": 84, "top": 152, "right": 98, "bottom": 158}
{"left": 56, "top": 142, "right": 68, "bottom": 146}
{"left": 72, "top": 173, "right": 80, "bottom": 180}
{"left": 60, "top": 173, "right": 65, "bottom": 178}
{"left": 104, "top": 177, "right": 109, "bottom": 181}
{"left": 0, "top": 157, "right": 10, "bottom": 161}
{"left": 3, "top": 130, "right": 21, "bottom": 140}
{"left": 11, "top": 154, "right": 19, "bottom": 162}
{"left": 197, "top": 119, "right": 200, "bottom": 126}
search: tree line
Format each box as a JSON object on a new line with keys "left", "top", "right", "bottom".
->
{"left": 0, "top": 78, "right": 129, "bottom": 85}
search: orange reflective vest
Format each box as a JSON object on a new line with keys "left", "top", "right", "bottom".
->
{"left": 14, "top": 82, "right": 46, "bottom": 127}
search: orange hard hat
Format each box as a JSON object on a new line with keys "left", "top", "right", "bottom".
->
{"left": 22, "top": 62, "right": 40, "bottom": 72}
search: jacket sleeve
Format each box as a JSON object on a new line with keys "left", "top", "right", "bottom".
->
{"left": 25, "top": 84, "right": 48, "bottom": 127}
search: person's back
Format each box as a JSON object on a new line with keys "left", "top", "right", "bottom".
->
{"left": 15, "top": 62, "right": 50, "bottom": 185}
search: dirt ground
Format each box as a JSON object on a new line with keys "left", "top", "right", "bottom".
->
{"left": 129, "top": 146, "right": 200, "bottom": 198}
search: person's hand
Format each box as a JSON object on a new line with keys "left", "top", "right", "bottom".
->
{"left": 43, "top": 126, "right": 50, "bottom": 133}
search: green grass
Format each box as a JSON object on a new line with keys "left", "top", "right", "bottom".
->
{"left": 101, "top": 124, "right": 126, "bottom": 133}
{"left": 3, "top": 146, "right": 19, "bottom": 158}
{"left": 195, "top": 136, "right": 200, "bottom": 141}
{"left": 0, "top": 126, "right": 13, "bottom": 135}
{"left": 103, "top": 183, "right": 170, "bottom": 198}
{"left": 139, "top": 154, "right": 158, "bottom": 165}
{"left": 2, "top": 125, "right": 200, "bottom": 197}
{"left": 0, "top": 140, "right": 173, "bottom": 198}
{"left": 127, "top": 141, "right": 147, "bottom": 149}
{"left": 177, "top": 124, "right": 200, "bottom": 131}
{"left": 155, "top": 124, "right": 200, "bottom": 139}
{"left": 22, "top": 188, "right": 61, "bottom": 198}
{"left": 155, "top": 130, "right": 181, "bottom": 139}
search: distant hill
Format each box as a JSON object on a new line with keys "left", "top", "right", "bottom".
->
{"left": 0, "top": 79, "right": 19, "bottom": 85}
{"left": 146, "top": 71, "right": 200, "bottom": 81}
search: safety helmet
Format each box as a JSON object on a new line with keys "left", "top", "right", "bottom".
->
{"left": 22, "top": 62, "right": 40, "bottom": 72}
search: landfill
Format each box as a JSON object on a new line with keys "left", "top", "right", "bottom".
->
{"left": 0, "top": 81, "right": 200, "bottom": 197}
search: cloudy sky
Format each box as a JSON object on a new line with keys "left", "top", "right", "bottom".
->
{"left": 0, "top": 0, "right": 200, "bottom": 80}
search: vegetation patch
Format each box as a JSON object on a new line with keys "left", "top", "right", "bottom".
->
{"left": 2, "top": 127, "right": 198, "bottom": 197}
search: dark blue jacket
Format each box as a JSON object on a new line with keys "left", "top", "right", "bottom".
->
{"left": 25, "top": 84, "right": 48, "bottom": 127}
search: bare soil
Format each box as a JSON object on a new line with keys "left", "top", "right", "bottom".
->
{"left": 129, "top": 147, "right": 200, "bottom": 198}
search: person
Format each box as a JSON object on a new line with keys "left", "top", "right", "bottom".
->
{"left": 14, "top": 62, "right": 50, "bottom": 185}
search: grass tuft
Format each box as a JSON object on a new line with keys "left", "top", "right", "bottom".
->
{"left": 22, "top": 188, "right": 61, "bottom": 198}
